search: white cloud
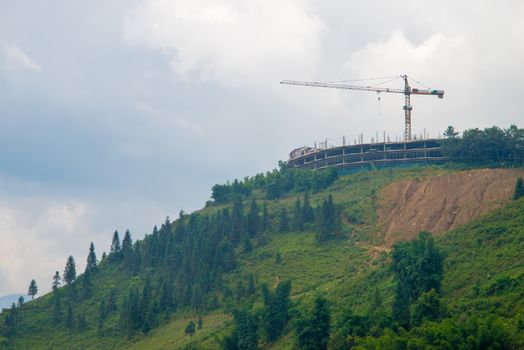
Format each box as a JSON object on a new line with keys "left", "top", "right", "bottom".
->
{"left": 4, "top": 44, "right": 42, "bottom": 72}
{"left": 123, "top": 0, "right": 327, "bottom": 88}
{"left": 0, "top": 192, "right": 170, "bottom": 296}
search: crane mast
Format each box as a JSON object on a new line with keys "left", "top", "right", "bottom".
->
{"left": 281, "top": 75, "right": 444, "bottom": 141}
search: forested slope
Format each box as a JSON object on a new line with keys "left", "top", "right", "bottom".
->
{"left": 1, "top": 163, "right": 523, "bottom": 350}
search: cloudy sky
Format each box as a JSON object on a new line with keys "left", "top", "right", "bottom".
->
{"left": 1, "top": 0, "right": 523, "bottom": 296}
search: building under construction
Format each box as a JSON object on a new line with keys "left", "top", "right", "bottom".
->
{"left": 282, "top": 75, "right": 446, "bottom": 171}
{"left": 286, "top": 138, "right": 445, "bottom": 171}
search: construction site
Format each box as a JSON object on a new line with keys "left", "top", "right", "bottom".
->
{"left": 282, "top": 75, "right": 447, "bottom": 170}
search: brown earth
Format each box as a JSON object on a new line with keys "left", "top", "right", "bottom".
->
{"left": 377, "top": 168, "right": 524, "bottom": 247}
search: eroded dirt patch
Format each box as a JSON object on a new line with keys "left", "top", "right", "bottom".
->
{"left": 378, "top": 168, "right": 524, "bottom": 247}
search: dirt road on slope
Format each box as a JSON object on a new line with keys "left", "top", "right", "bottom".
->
{"left": 377, "top": 168, "right": 524, "bottom": 247}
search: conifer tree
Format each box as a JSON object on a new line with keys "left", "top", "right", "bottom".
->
{"left": 243, "top": 236, "right": 253, "bottom": 252}
{"left": 185, "top": 320, "right": 196, "bottom": 336}
{"left": 81, "top": 269, "right": 93, "bottom": 299}
{"left": 231, "top": 308, "right": 258, "bottom": 350}
{"left": 231, "top": 196, "right": 245, "bottom": 243}
{"left": 292, "top": 198, "right": 304, "bottom": 231}
{"left": 140, "top": 276, "right": 152, "bottom": 318}
{"left": 110, "top": 230, "right": 121, "bottom": 257}
{"left": 64, "top": 256, "right": 77, "bottom": 285}
{"left": 28, "top": 279, "right": 38, "bottom": 300}
{"left": 17, "top": 296, "right": 24, "bottom": 307}
{"left": 262, "top": 281, "right": 292, "bottom": 342}
{"left": 513, "top": 177, "right": 524, "bottom": 200}
{"left": 3, "top": 303, "right": 17, "bottom": 336}
{"left": 85, "top": 242, "right": 97, "bottom": 273}
{"left": 174, "top": 210, "right": 186, "bottom": 243}
{"left": 247, "top": 273, "right": 256, "bottom": 295}
{"left": 66, "top": 303, "right": 75, "bottom": 329}
{"left": 295, "top": 296, "right": 330, "bottom": 350}
{"left": 52, "top": 271, "right": 61, "bottom": 291}
{"left": 391, "top": 231, "right": 444, "bottom": 329}
{"left": 107, "top": 288, "right": 117, "bottom": 313}
{"left": 98, "top": 299, "right": 106, "bottom": 333}
{"left": 77, "top": 311, "right": 87, "bottom": 331}
{"left": 302, "top": 191, "right": 315, "bottom": 223}
{"left": 262, "top": 202, "right": 271, "bottom": 231}
{"left": 279, "top": 207, "right": 289, "bottom": 233}
{"left": 247, "top": 198, "right": 260, "bottom": 236}
{"left": 315, "top": 195, "right": 340, "bottom": 243}
{"left": 122, "top": 230, "right": 133, "bottom": 257}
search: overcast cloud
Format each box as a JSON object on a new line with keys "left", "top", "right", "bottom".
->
{"left": 0, "top": 0, "right": 523, "bottom": 296}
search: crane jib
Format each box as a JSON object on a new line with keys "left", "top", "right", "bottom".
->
{"left": 280, "top": 76, "right": 445, "bottom": 140}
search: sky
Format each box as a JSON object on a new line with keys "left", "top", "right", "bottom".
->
{"left": 0, "top": 0, "right": 523, "bottom": 296}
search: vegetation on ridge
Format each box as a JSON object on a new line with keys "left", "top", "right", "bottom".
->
{"left": 1, "top": 141, "right": 524, "bottom": 349}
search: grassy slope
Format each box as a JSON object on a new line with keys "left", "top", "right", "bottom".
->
{"left": 2, "top": 165, "right": 523, "bottom": 349}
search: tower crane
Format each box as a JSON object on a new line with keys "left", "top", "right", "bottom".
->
{"left": 281, "top": 75, "right": 444, "bottom": 141}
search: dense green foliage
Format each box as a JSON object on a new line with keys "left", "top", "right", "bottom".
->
{"left": 442, "top": 124, "right": 524, "bottom": 165}
{"left": 391, "top": 232, "right": 444, "bottom": 328}
{"left": 295, "top": 296, "right": 331, "bottom": 350}
{"left": 261, "top": 281, "right": 291, "bottom": 342}
{"left": 211, "top": 164, "right": 338, "bottom": 204}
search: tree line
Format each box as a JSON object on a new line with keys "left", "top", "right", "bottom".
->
{"left": 210, "top": 163, "right": 338, "bottom": 204}
{"left": 442, "top": 124, "right": 524, "bottom": 166}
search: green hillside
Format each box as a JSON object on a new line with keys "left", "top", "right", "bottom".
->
{"left": 1, "top": 164, "right": 524, "bottom": 350}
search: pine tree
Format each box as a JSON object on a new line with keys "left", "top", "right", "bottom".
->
{"left": 28, "top": 279, "right": 38, "bottom": 300}
{"left": 52, "top": 271, "right": 61, "bottom": 291}
{"left": 122, "top": 230, "right": 133, "bottom": 258}
{"left": 295, "top": 296, "right": 330, "bottom": 350}
{"left": 232, "top": 308, "right": 258, "bottom": 350}
{"left": 315, "top": 195, "right": 340, "bottom": 243}
{"left": 77, "top": 311, "right": 87, "bottom": 331}
{"left": 513, "top": 177, "right": 524, "bottom": 200}
{"left": 85, "top": 242, "right": 97, "bottom": 273}
{"left": 174, "top": 211, "right": 186, "bottom": 243}
{"left": 262, "top": 281, "right": 291, "bottom": 342}
{"left": 3, "top": 303, "right": 17, "bottom": 336}
{"left": 302, "top": 191, "right": 315, "bottom": 223}
{"left": 246, "top": 274, "right": 256, "bottom": 295}
{"left": 443, "top": 125, "right": 459, "bottom": 138}
{"left": 391, "top": 231, "right": 444, "bottom": 329}
{"left": 140, "top": 276, "right": 152, "bottom": 319}
{"left": 98, "top": 299, "right": 106, "bottom": 333}
{"left": 185, "top": 320, "right": 196, "bottom": 336}
{"left": 231, "top": 196, "right": 245, "bottom": 244}
{"left": 262, "top": 202, "right": 271, "bottom": 231}
{"left": 110, "top": 230, "right": 121, "bottom": 257}
{"left": 292, "top": 198, "right": 304, "bottom": 231}
{"left": 66, "top": 303, "right": 75, "bottom": 329}
{"left": 107, "top": 288, "right": 117, "bottom": 313}
{"left": 64, "top": 256, "right": 77, "bottom": 285}
{"left": 17, "top": 296, "right": 24, "bottom": 307}
{"left": 246, "top": 198, "right": 260, "bottom": 236}
{"left": 81, "top": 269, "right": 93, "bottom": 299}
{"left": 279, "top": 208, "right": 289, "bottom": 233}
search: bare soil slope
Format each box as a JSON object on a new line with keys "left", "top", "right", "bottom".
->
{"left": 378, "top": 168, "right": 524, "bottom": 247}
